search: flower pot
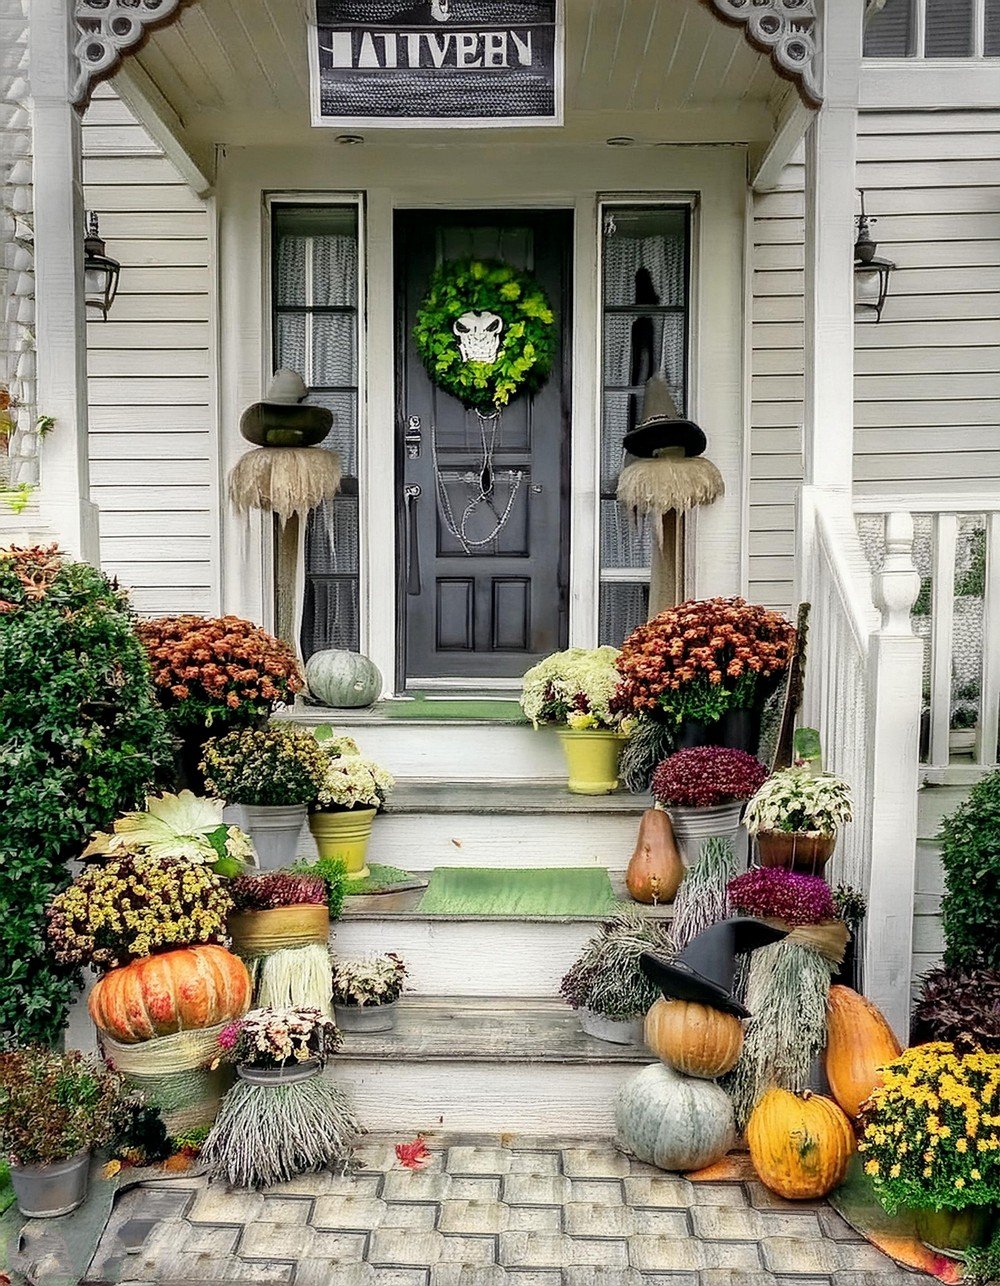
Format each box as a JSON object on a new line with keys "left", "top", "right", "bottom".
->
{"left": 756, "top": 830, "right": 837, "bottom": 875}
{"left": 242, "top": 803, "right": 308, "bottom": 869}
{"left": 556, "top": 729, "right": 624, "bottom": 795}
{"left": 835, "top": 922, "right": 865, "bottom": 992}
{"left": 664, "top": 801, "right": 745, "bottom": 867}
{"left": 237, "top": 1058, "right": 322, "bottom": 1086}
{"left": 579, "top": 1006, "right": 644, "bottom": 1046}
{"left": 717, "top": 704, "right": 763, "bottom": 755}
{"left": 674, "top": 719, "right": 714, "bottom": 750}
{"left": 228, "top": 903, "right": 330, "bottom": 955}
{"left": 309, "top": 807, "right": 376, "bottom": 879}
{"left": 334, "top": 999, "right": 399, "bottom": 1033}
{"left": 10, "top": 1151, "right": 91, "bottom": 1219}
{"left": 914, "top": 1205, "right": 995, "bottom": 1259}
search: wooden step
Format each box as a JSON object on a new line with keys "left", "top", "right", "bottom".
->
{"left": 335, "top": 995, "right": 653, "bottom": 1135}
{"left": 334, "top": 877, "right": 671, "bottom": 998}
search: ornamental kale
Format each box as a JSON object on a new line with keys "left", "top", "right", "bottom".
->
{"left": 727, "top": 867, "right": 835, "bottom": 927}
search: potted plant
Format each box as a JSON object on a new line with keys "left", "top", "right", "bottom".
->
{"left": 912, "top": 964, "right": 1000, "bottom": 1052}
{"left": 309, "top": 737, "right": 394, "bottom": 880}
{"left": 520, "top": 646, "right": 626, "bottom": 794}
{"left": 138, "top": 614, "right": 303, "bottom": 791}
{"left": 201, "top": 726, "right": 327, "bottom": 867}
{"left": 743, "top": 766, "right": 853, "bottom": 874}
{"left": 559, "top": 909, "right": 672, "bottom": 1045}
{"left": 331, "top": 953, "right": 407, "bottom": 1032}
{"left": 651, "top": 746, "right": 769, "bottom": 864}
{"left": 859, "top": 1043, "right": 1000, "bottom": 1258}
{"left": 228, "top": 871, "right": 332, "bottom": 1013}
{"left": 0, "top": 1047, "right": 121, "bottom": 1218}
{"left": 612, "top": 598, "right": 797, "bottom": 754}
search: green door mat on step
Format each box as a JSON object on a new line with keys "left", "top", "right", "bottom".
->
{"left": 417, "top": 867, "right": 621, "bottom": 917}
{"left": 384, "top": 695, "right": 527, "bottom": 722}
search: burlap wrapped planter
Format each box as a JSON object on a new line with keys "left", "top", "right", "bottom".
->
{"left": 228, "top": 904, "right": 330, "bottom": 956}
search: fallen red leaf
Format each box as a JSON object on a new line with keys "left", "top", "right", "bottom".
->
{"left": 395, "top": 1137, "right": 432, "bottom": 1170}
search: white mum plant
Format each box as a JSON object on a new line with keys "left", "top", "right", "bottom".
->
{"left": 744, "top": 767, "right": 853, "bottom": 837}
{"left": 520, "top": 646, "right": 622, "bottom": 731}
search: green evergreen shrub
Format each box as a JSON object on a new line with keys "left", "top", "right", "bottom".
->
{"left": 0, "top": 546, "right": 171, "bottom": 1043}
{"left": 939, "top": 768, "right": 1000, "bottom": 971}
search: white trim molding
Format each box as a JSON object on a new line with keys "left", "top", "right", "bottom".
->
{"left": 71, "top": 0, "right": 190, "bottom": 107}
{"left": 703, "top": 0, "right": 823, "bottom": 106}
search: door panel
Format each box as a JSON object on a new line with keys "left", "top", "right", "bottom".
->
{"left": 395, "top": 210, "right": 572, "bottom": 685}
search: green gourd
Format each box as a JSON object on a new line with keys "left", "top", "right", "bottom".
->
{"left": 615, "top": 1063, "right": 737, "bottom": 1172}
{"left": 305, "top": 650, "right": 382, "bottom": 709}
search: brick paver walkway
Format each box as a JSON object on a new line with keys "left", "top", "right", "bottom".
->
{"left": 86, "top": 1135, "right": 936, "bottom": 1285}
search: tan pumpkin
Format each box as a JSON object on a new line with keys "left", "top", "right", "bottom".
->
{"left": 644, "top": 997, "right": 744, "bottom": 1079}
{"left": 824, "top": 984, "right": 902, "bottom": 1118}
{"left": 626, "top": 809, "right": 684, "bottom": 905}
{"left": 88, "top": 944, "right": 252, "bottom": 1043}
{"left": 747, "top": 1088, "right": 855, "bottom": 1200}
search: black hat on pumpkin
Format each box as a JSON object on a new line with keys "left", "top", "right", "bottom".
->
{"left": 640, "top": 917, "right": 788, "bottom": 1019}
{"left": 239, "top": 369, "right": 333, "bottom": 448}
{"left": 623, "top": 374, "right": 706, "bottom": 460}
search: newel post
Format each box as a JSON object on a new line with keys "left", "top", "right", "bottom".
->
{"left": 864, "top": 511, "right": 924, "bottom": 1041}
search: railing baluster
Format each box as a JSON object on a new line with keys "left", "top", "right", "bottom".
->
{"left": 929, "top": 514, "right": 959, "bottom": 769}
{"left": 977, "top": 511, "right": 1000, "bottom": 767}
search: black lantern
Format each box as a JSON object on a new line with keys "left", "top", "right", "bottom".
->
{"left": 854, "top": 191, "right": 894, "bottom": 323}
{"left": 83, "top": 212, "right": 120, "bottom": 320}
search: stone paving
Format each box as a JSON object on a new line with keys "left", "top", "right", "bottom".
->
{"left": 86, "top": 1135, "right": 937, "bottom": 1286}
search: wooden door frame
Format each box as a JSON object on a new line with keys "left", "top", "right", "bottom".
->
{"left": 392, "top": 207, "right": 574, "bottom": 693}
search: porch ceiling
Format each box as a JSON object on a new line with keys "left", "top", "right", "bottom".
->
{"left": 112, "top": 0, "right": 799, "bottom": 173}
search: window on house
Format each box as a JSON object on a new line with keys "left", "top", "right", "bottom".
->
{"left": 864, "top": 0, "right": 997, "bottom": 57}
{"left": 599, "top": 203, "right": 690, "bottom": 646}
{"left": 271, "top": 204, "right": 360, "bottom": 660}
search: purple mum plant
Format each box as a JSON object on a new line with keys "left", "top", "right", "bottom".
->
{"left": 727, "top": 867, "right": 834, "bottom": 927}
{"left": 651, "top": 746, "right": 770, "bottom": 809}
{"left": 229, "top": 871, "right": 328, "bottom": 912}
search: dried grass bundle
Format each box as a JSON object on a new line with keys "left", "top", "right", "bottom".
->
{"left": 228, "top": 447, "right": 342, "bottom": 523}
{"left": 248, "top": 943, "right": 333, "bottom": 1017}
{"left": 617, "top": 456, "right": 724, "bottom": 537}
{"left": 671, "top": 836, "right": 739, "bottom": 953}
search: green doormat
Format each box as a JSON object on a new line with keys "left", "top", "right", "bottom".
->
{"left": 385, "top": 694, "right": 527, "bottom": 722}
{"left": 417, "top": 866, "right": 621, "bottom": 917}
{"left": 345, "top": 863, "right": 428, "bottom": 896}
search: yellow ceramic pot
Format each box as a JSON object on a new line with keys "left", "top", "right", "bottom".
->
{"left": 308, "top": 807, "right": 376, "bottom": 879}
{"left": 556, "top": 729, "right": 624, "bottom": 795}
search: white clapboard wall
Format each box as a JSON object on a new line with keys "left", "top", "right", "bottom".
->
{"left": 82, "top": 85, "right": 218, "bottom": 616}
{"left": 750, "top": 109, "right": 1000, "bottom": 612}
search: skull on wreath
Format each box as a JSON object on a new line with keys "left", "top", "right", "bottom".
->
{"left": 453, "top": 311, "right": 503, "bottom": 365}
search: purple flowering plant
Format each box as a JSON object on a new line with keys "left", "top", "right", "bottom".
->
{"left": 651, "top": 746, "right": 769, "bottom": 809}
{"left": 727, "top": 867, "right": 835, "bottom": 927}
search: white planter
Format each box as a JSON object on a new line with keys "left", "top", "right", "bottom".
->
{"left": 334, "top": 999, "right": 399, "bottom": 1033}
{"left": 579, "top": 1006, "right": 644, "bottom": 1046}
{"left": 663, "top": 801, "right": 744, "bottom": 866}
{"left": 241, "top": 803, "right": 307, "bottom": 868}
{"left": 237, "top": 1058, "right": 321, "bottom": 1086}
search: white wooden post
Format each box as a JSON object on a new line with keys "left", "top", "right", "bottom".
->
{"left": 29, "top": 0, "right": 99, "bottom": 561}
{"left": 802, "top": 0, "right": 864, "bottom": 493}
{"left": 864, "top": 512, "right": 923, "bottom": 1042}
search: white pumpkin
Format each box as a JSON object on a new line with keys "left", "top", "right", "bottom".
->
{"left": 615, "top": 1063, "right": 737, "bottom": 1172}
{"left": 305, "top": 650, "right": 382, "bottom": 708}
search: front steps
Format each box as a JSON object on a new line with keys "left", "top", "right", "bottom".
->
{"left": 338, "top": 996, "right": 652, "bottom": 1135}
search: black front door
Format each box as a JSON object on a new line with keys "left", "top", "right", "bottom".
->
{"left": 395, "top": 210, "right": 571, "bottom": 686}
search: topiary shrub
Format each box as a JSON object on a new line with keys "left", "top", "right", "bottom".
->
{"left": 0, "top": 546, "right": 172, "bottom": 1043}
{"left": 938, "top": 768, "right": 1000, "bottom": 971}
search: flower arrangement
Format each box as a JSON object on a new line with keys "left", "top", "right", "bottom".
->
{"left": 229, "top": 871, "right": 328, "bottom": 913}
{"left": 743, "top": 767, "right": 853, "bottom": 836}
{"left": 315, "top": 745, "right": 395, "bottom": 813}
{"left": 218, "top": 1006, "right": 341, "bottom": 1069}
{"left": 651, "top": 746, "right": 769, "bottom": 809}
{"left": 913, "top": 966, "right": 1000, "bottom": 1054}
{"left": 728, "top": 867, "right": 835, "bottom": 927}
{"left": 520, "top": 647, "right": 623, "bottom": 731}
{"left": 201, "top": 726, "right": 327, "bottom": 807}
{"left": 46, "top": 854, "right": 233, "bottom": 971}
{"left": 138, "top": 615, "right": 303, "bottom": 729}
{"left": 858, "top": 1043, "right": 1000, "bottom": 1215}
{"left": 331, "top": 954, "right": 407, "bottom": 1008}
{"left": 83, "top": 791, "right": 254, "bottom": 874}
{"left": 612, "top": 598, "right": 796, "bottom": 725}
{"left": 559, "top": 909, "right": 673, "bottom": 1021}
{"left": 0, "top": 1047, "right": 122, "bottom": 1168}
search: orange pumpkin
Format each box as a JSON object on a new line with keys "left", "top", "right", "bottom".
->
{"left": 747, "top": 1088, "right": 855, "bottom": 1200}
{"left": 824, "top": 985, "right": 902, "bottom": 1118}
{"left": 626, "top": 809, "right": 684, "bottom": 905}
{"left": 645, "top": 998, "right": 744, "bottom": 1079}
{"left": 88, "top": 945, "right": 252, "bottom": 1043}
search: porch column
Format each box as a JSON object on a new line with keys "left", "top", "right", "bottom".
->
{"left": 29, "top": 0, "right": 99, "bottom": 561}
{"left": 802, "top": 0, "right": 863, "bottom": 493}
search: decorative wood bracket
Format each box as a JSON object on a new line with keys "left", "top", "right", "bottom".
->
{"left": 703, "top": 0, "right": 822, "bottom": 106}
{"left": 71, "top": 0, "right": 190, "bottom": 107}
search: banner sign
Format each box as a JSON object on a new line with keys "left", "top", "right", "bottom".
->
{"left": 310, "top": 1, "right": 563, "bottom": 128}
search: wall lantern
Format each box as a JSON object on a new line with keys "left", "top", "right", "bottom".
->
{"left": 83, "top": 212, "right": 120, "bottom": 320}
{"left": 854, "top": 190, "right": 894, "bottom": 323}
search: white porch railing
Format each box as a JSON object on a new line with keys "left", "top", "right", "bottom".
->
{"left": 796, "top": 485, "right": 924, "bottom": 1040}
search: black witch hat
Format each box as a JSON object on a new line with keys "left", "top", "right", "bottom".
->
{"left": 641, "top": 917, "right": 788, "bottom": 1019}
{"left": 623, "top": 374, "right": 706, "bottom": 459}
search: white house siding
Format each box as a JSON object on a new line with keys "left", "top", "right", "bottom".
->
{"left": 750, "top": 109, "right": 1000, "bottom": 612}
{"left": 82, "top": 85, "right": 217, "bottom": 616}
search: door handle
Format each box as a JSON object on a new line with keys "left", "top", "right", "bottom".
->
{"left": 404, "top": 484, "right": 421, "bottom": 596}
{"left": 405, "top": 415, "right": 422, "bottom": 459}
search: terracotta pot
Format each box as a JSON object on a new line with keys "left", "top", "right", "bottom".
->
{"left": 913, "top": 1205, "right": 995, "bottom": 1259}
{"left": 755, "top": 830, "right": 837, "bottom": 874}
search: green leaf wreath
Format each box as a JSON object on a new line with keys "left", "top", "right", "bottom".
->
{"left": 413, "top": 258, "right": 556, "bottom": 412}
